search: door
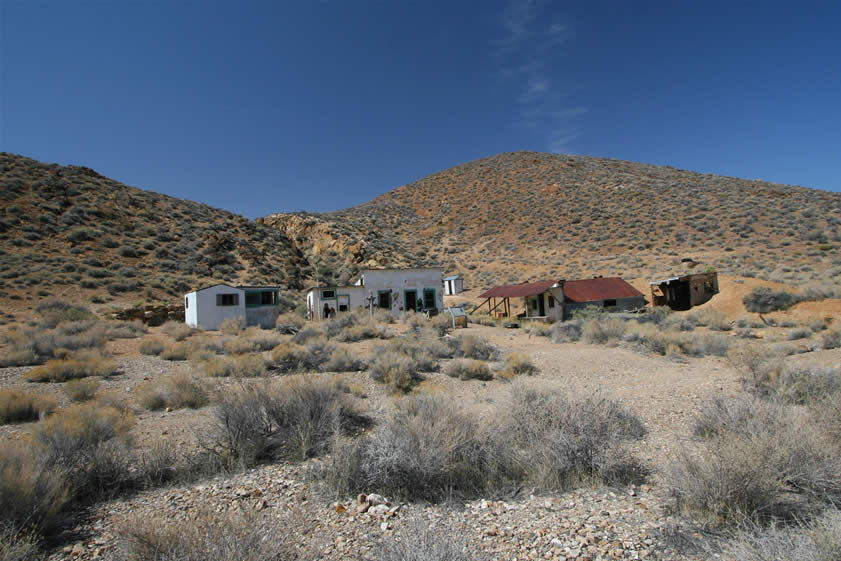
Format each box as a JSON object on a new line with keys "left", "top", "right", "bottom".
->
{"left": 404, "top": 290, "right": 417, "bottom": 312}
{"left": 538, "top": 294, "right": 546, "bottom": 316}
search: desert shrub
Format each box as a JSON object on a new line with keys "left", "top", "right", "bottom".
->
{"left": 498, "top": 352, "right": 539, "bottom": 379}
{"left": 209, "top": 378, "right": 362, "bottom": 468}
{"left": 669, "top": 395, "right": 841, "bottom": 525}
{"left": 685, "top": 333, "right": 731, "bottom": 357}
{"left": 500, "top": 384, "right": 648, "bottom": 489}
{"left": 204, "top": 354, "right": 268, "bottom": 378}
{"left": 34, "top": 403, "right": 135, "bottom": 503}
{"left": 571, "top": 306, "right": 606, "bottom": 320}
{"left": 269, "top": 338, "right": 334, "bottom": 373}
{"left": 0, "top": 442, "right": 68, "bottom": 536}
{"left": 469, "top": 314, "right": 499, "bottom": 327}
{"left": 323, "top": 348, "right": 367, "bottom": 372}
{"left": 523, "top": 323, "right": 550, "bottom": 337}
{"left": 160, "top": 342, "right": 191, "bottom": 361}
{"left": 728, "top": 343, "right": 783, "bottom": 396}
{"left": 114, "top": 509, "right": 310, "bottom": 561}
{"left": 690, "top": 309, "right": 731, "bottom": 331}
{"left": 223, "top": 336, "right": 259, "bottom": 355}
{"left": 321, "top": 394, "right": 491, "bottom": 501}
{"left": 337, "top": 322, "right": 389, "bottom": 342}
{"left": 0, "top": 524, "right": 42, "bottom": 561}
{"left": 787, "top": 327, "right": 813, "bottom": 341}
{"left": 291, "top": 326, "right": 324, "bottom": 344}
{"left": 160, "top": 321, "right": 197, "bottom": 341}
{"left": 723, "top": 509, "right": 841, "bottom": 561}
{"left": 245, "top": 331, "right": 282, "bottom": 351}
{"left": 219, "top": 317, "right": 246, "bottom": 335}
{"left": 638, "top": 306, "right": 672, "bottom": 325}
{"left": 34, "top": 299, "right": 94, "bottom": 328}
{"left": 64, "top": 377, "right": 100, "bottom": 402}
{"left": 376, "top": 516, "right": 479, "bottom": 561}
{"left": 102, "top": 321, "right": 147, "bottom": 339}
{"left": 25, "top": 352, "right": 118, "bottom": 382}
{"left": 0, "top": 349, "right": 38, "bottom": 367}
{"left": 367, "top": 351, "right": 420, "bottom": 393}
{"left": 138, "top": 338, "right": 165, "bottom": 356}
{"left": 777, "top": 366, "right": 841, "bottom": 406}
{"left": 743, "top": 287, "right": 800, "bottom": 313}
{"left": 135, "top": 374, "right": 208, "bottom": 410}
{"left": 456, "top": 335, "right": 497, "bottom": 360}
{"left": 581, "top": 317, "right": 627, "bottom": 345}
{"left": 821, "top": 328, "right": 841, "bottom": 349}
{"left": 0, "top": 390, "right": 56, "bottom": 424}
{"left": 550, "top": 320, "right": 582, "bottom": 343}
{"left": 444, "top": 358, "right": 492, "bottom": 381}
{"left": 275, "top": 312, "right": 304, "bottom": 334}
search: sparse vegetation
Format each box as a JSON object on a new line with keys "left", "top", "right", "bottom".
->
{"left": 444, "top": 358, "right": 492, "bottom": 381}
{"left": 24, "top": 351, "right": 118, "bottom": 382}
{"left": 0, "top": 389, "right": 56, "bottom": 423}
{"left": 135, "top": 373, "right": 208, "bottom": 410}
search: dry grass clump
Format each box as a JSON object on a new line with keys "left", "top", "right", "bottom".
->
{"left": 669, "top": 395, "right": 841, "bottom": 526}
{"left": 160, "top": 342, "right": 191, "bottom": 361}
{"left": 336, "top": 322, "right": 390, "bottom": 342}
{"left": 0, "top": 349, "right": 39, "bottom": 367}
{"left": 138, "top": 337, "right": 165, "bottom": 356}
{"left": 498, "top": 352, "right": 539, "bottom": 380}
{"left": 34, "top": 298, "right": 95, "bottom": 328}
{"left": 323, "top": 348, "right": 367, "bottom": 372}
{"left": 276, "top": 312, "right": 305, "bottom": 334}
{"left": 64, "top": 377, "right": 101, "bottom": 402}
{"left": 135, "top": 373, "right": 208, "bottom": 410}
{"left": 690, "top": 309, "right": 732, "bottom": 331}
{"left": 550, "top": 320, "right": 583, "bottom": 343}
{"left": 821, "top": 328, "right": 841, "bottom": 349}
{"left": 269, "top": 338, "right": 335, "bottom": 373}
{"left": 321, "top": 384, "right": 648, "bottom": 501}
{"left": 208, "top": 377, "right": 364, "bottom": 468}
{"left": 160, "top": 321, "right": 197, "bottom": 342}
{"left": 218, "top": 316, "right": 246, "bottom": 335}
{"left": 203, "top": 354, "right": 267, "bottom": 378}
{"left": 444, "top": 358, "right": 492, "bottom": 381}
{"left": 454, "top": 334, "right": 497, "bottom": 360}
{"left": 581, "top": 317, "right": 627, "bottom": 345}
{"left": 0, "top": 389, "right": 56, "bottom": 424}
{"left": 114, "top": 509, "right": 313, "bottom": 561}
{"left": 376, "top": 516, "right": 479, "bottom": 561}
{"left": 24, "top": 351, "right": 118, "bottom": 382}
{"left": 224, "top": 331, "right": 282, "bottom": 354}
{"left": 723, "top": 509, "right": 841, "bottom": 561}
{"left": 367, "top": 351, "right": 421, "bottom": 393}
{"left": 0, "top": 524, "right": 42, "bottom": 561}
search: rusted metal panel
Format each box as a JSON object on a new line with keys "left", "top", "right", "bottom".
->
{"left": 562, "top": 277, "right": 644, "bottom": 303}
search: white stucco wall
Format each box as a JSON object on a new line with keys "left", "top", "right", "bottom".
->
{"left": 184, "top": 293, "right": 198, "bottom": 327}
{"left": 186, "top": 284, "right": 246, "bottom": 330}
{"left": 308, "top": 269, "right": 444, "bottom": 319}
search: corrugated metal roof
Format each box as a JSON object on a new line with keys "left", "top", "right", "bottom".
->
{"left": 479, "top": 280, "right": 558, "bottom": 299}
{"left": 563, "top": 277, "right": 644, "bottom": 303}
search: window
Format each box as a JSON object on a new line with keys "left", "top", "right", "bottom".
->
{"left": 261, "top": 291, "right": 275, "bottom": 305}
{"left": 378, "top": 291, "right": 391, "bottom": 309}
{"left": 245, "top": 292, "right": 260, "bottom": 307}
{"left": 423, "top": 288, "right": 436, "bottom": 310}
{"left": 339, "top": 304, "right": 348, "bottom": 312}
{"left": 531, "top": 299, "right": 537, "bottom": 310}
{"left": 217, "top": 293, "right": 239, "bottom": 306}
{"left": 322, "top": 290, "right": 335, "bottom": 299}
{"left": 604, "top": 299, "right": 617, "bottom": 308}
{"left": 185, "top": 297, "right": 189, "bottom": 309}
{"left": 548, "top": 295, "right": 555, "bottom": 308}
{"left": 703, "top": 281, "right": 715, "bottom": 294}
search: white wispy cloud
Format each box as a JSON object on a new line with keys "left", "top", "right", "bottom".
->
{"left": 495, "top": 0, "right": 583, "bottom": 153}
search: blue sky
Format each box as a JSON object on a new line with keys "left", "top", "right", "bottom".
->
{"left": 2, "top": 1, "right": 840, "bottom": 218}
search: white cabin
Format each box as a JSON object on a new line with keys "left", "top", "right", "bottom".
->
{"left": 306, "top": 268, "right": 443, "bottom": 320}
{"left": 443, "top": 275, "right": 464, "bottom": 295}
{"left": 184, "top": 284, "right": 280, "bottom": 330}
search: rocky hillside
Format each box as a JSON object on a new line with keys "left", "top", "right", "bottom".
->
{"left": 263, "top": 151, "right": 841, "bottom": 291}
{"left": 0, "top": 153, "right": 310, "bottom": 315}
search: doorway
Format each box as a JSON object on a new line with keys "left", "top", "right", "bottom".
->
{"left": 404, "top": 290, "right": 417, "bottom": 312}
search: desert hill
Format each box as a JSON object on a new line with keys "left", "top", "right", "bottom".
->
{"left": 0, "top": 153, "right": 311, "bottom": 317}
{"left": 261, "top": 151, "right": 841, "bottom": 293}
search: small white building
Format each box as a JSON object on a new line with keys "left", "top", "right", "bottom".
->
{"left": 184, "top": 284, "right": 280, "bottom": 330}
{"left": 443, "top": 275, "right": 464, "bottom": 295}
{"left": 306, "top": 267, "right": 444, "bottom": 320}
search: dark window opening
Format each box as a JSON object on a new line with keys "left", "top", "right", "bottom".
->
{"left": 603, "top": 299, "right": 617, "bottom": 308}
{"left": 261, "top": 291, "right": 275, "bottom": 305}
{"left": 423, "top": 289, "right": 436, "bottom": 309}
{"left": 378, "top": 291, "right": 391, "bottom": 309}
{"left": 531, "top": 299, "right": 538, "bottom": 310}
{"left": 339, "top": 304, "right": 348, "bottom": 312}
{"left": 322, "top": 290, "right": 335, "bottom": 299}
{"left": 548, "top": 295, "right": 555, "bottom": 308}
{"left": 703, "top": 281, "right": 715, "bottom": 293}
{"left": 185, "top": 297, "right": 189, "bottom": 309}
{"left": 217, "top": 293, "right": 239, "bottom": 306}
{"left": 246, "top": 292, "right": 259, "bottom": 306}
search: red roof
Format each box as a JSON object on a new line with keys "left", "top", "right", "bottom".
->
{"left": 479, "top": 280, "right": 559, "bottom": 299}
{"left": 563, "top": 277, "right": 643, "bottom": 303}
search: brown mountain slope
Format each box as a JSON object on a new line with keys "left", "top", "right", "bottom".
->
{"left": 0, "top": 153, "right": 310, "bottom": 317}
{"left": 262, "top": 151, "right": 841, "bottom": 292}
